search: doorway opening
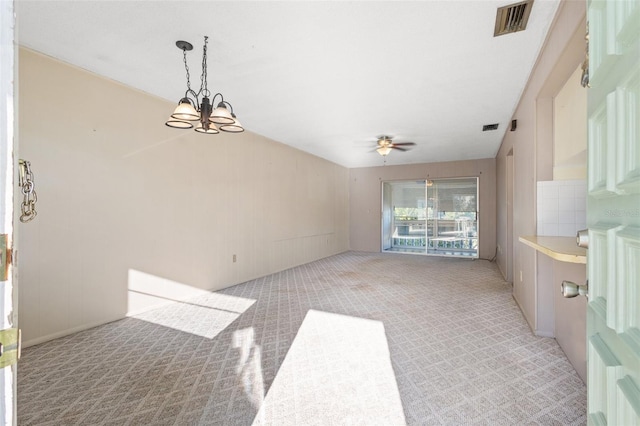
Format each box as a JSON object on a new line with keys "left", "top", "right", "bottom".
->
{"left": 381, "top": 178, "right": 479, "bottom": 258}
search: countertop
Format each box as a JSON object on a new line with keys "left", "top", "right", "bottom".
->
{"left": 519, "top": 236, "right": 586, "bottom": 264}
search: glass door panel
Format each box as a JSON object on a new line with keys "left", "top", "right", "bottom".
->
{"left": 386, "top": 181, "right": 427, "bottom": 252}
{"left": 426, "top": 178, "right": 478, "bottom": 257}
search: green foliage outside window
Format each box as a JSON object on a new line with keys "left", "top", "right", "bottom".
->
{"left": 393, "top": 207, "right": 426, "bottom": 221}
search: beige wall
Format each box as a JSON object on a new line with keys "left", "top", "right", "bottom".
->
{"left": 495, "top": 0, "right": 586, "bottom": 377}
{"left": 17, "top": 48, "right": 349, "bottom": 346}
{"left": 554, "top": 65, "right": 587, "bottom": 180}
{"left": 349, "top": 159, "right": 496, "bottom": 259}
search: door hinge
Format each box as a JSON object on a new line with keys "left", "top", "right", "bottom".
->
{"left": 0, "top": 234, "right": 11, "bottom": 281}
{"left": 0, "top": 328, "right": 21, "bottom": 368}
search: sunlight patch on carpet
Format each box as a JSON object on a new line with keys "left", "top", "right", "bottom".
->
{"left": 254, "top": 309, "right": 406, "bottom": 425}
{"left": 129, "top": 269, "right": 255, "bottom": 339}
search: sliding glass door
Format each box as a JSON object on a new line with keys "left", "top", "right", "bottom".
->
{"left": 382, "top": 178, "right": 478, "bottom": 258}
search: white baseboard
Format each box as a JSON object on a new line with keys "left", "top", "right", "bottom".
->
{"left": 22, "top": 315, "right": 124, "bottom": 348}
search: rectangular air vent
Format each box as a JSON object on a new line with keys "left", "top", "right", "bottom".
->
{"left": 483, "top": 123, "right": 499, "bottom": 131}
{"left": 494, "top": 0, "right": 533, "bottom": 37}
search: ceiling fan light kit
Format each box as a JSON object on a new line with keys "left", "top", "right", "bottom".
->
{"left": 376, "top": 146, "right": 392, "bottom": 156}
{"left": 165, "top": 36, "right": 244, "bottom": 134}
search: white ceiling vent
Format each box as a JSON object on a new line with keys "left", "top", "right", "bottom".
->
{"left": 494, "top": 0, "right": 534, "bottom": 37}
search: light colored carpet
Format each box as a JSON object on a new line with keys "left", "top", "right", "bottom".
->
{"left": 18, "top": 252, "right": 587, "bottom": 425}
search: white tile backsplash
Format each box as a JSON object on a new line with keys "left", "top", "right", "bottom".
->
{"left": 540, "top": 223, "right": 559, "bottom": 236}
{"left": 537, "top": 180, "right": 587, "bottom": 237}
{"left": 559, "top": 223, "right": 577, "bottom": 236}
{"left": 559, "top": 197, "right": 575, "bottom": 211}
{"left": 558, "top": 185, "right": 575, "bottom": 199}
{"left": 542, "top": 209, "right": 559, "bottom": 224}
{"left": 558, "top": 209, "right": 576, "bottom": 224}
{"left": 544, "top": 184, "right": 559, "bottom": 198}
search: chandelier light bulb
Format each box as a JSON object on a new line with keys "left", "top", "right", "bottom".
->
{"left": 171, "top": 98, "right": 199, "bottom": 121}
{"left": 165, "top": 118, "right": 194, "bottom": 129}
{"left": 210, "top": 103, "right": 235, "bottom": 125}
{"left": 220, "top": 113, "right": 245, "bottom": 133}
{"left": 195, "top": 122, "right": 220, "bottom": 134}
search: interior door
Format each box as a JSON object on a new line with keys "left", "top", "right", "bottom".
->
{"left": 586, "top": 0, "right": 640, "bottom": 424}
{"left": 0, "top": 1, "right": 16, "bottom": 423}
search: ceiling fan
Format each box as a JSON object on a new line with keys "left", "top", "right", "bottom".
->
{"left": 373, "top": 136, "right": 416, "bottom": 156}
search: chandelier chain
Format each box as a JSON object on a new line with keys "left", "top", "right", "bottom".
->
{"left": 183, "top": 48, "right": 191, "bottom": 93}
{"left": 201, "top": 36, "right": 209, "bottom": 97}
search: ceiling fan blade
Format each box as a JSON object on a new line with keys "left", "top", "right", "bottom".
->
{"left": 392, "top": 146, "right": 409, "bottom": 151}
{"left": 391, "top": 142, "right": 416, "bottom": 146}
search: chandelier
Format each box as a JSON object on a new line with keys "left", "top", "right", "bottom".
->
{"left": 165, "top": 36, "right": 244, "bottom": 134}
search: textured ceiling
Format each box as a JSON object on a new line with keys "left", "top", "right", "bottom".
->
{"left": 16, "top": 0, "right": 560, "bottom": 168}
